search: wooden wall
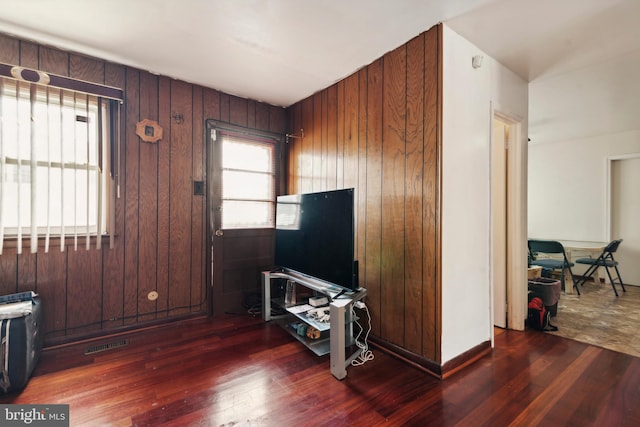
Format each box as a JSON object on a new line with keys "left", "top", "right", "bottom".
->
{"left": 0, "top": 34, "right": 286, "bottom": 345}
{"left": 286, "top": 26, "right": 442, "bottom": 363}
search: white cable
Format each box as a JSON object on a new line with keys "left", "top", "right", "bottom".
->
{"left": 351, "top": 302, "right": 374, "bottom": 366}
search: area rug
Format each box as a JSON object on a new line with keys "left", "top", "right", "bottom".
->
{"left": 546, "top": 280, "right": 640, "bottom": 358}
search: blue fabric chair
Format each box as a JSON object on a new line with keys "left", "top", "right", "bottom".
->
{"left": 575, "top": 239, "right": 626, "bottom": 296}
{"left": 528, "top": 239, "right": 577, "bottom": 295}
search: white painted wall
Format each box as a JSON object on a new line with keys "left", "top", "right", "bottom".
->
{"left": 528, "top": 130, "right": 640, "bottom": 242}
{"left": 528, "top": 49, "right": 640, "bottom": 243}
{"left": 441, "top": 25, "right": 528, "bottom": 364}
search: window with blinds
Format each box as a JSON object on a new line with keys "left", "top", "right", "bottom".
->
{"left": 220, "top": 134, "right": 276, "bottom": 229}
{"left": 0, "top": 70, "right": 121, "bottom": 254}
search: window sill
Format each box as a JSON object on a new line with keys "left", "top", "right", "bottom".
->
{"left": 1, "top": 234, "right": 113, "bottom": 252}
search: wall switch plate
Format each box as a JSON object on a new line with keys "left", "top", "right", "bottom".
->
{"left": 194, "top": 181, "right": 205, "bottom": 195}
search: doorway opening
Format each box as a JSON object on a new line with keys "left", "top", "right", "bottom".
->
{"left": 608, "top": 154, "right": 640, "bottom": 287}
{"left": 492, "top": 117, "right": 510, "bottom": 329}
{"left": 490, "top": 109, "right": 527, "bottom": 343}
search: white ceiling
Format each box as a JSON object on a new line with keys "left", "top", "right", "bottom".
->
{"left": 0, "top": 0, "right": 638, "bottom": 108}
{"left": 447, "top": 0, "right": 640, "bottom": 83}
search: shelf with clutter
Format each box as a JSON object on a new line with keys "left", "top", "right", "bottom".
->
{"left": 261, "top": 270, "right": 368, "bottom": 379}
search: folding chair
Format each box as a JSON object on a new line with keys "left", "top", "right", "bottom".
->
{"left": 575, "top": 239, "right": 626, "bottom": 296}
{"left": 528, "top": 239, "right": 578, "bottom": 295}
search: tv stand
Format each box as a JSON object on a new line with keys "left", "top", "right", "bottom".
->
{"left": 261, "top": 270, "right": 367, "bottom": 380}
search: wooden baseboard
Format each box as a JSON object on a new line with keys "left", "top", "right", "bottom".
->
{"left": 369, "top": 336, "right": 442, "bottom": 379}
{"left": 441, "top": 340, "right": 492, "bottom": 379}
{"left": 44, "top": 313, "right": 208, "bottom": 350}
{"left": 369, "top": 336, "right": 492, "bottom": 381}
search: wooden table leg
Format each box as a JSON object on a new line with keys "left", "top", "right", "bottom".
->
{"left": 565, "top": 268, "right": 574, "bottom": 294}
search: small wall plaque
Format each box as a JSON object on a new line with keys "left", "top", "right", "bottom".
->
{"left": 136, "top": 119, "right": 163, "bottom": 143}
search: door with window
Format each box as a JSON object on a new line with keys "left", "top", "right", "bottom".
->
{"left": 207, "top": 122, "right": 282, "bottom": 315}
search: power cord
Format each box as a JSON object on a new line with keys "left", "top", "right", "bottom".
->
{"left": 351, "top": 301, "right": 374, "bottom": 366}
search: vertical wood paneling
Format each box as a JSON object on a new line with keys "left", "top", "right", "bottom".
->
{"left": 343, "top": 74, "right": 359, "bottom": 190}
{"left": 69, "top": 54, "right": 104, "bottom": 84}
{"left": 16, "top": 252, "right": 36, "bottom": 293}
{"left": 357, "top": 68, "right": 368, "bottom": 273}
{"left": 204, "top": 88, "right": 221, "bottom": 121}
{"left": 269, "top": 106, "right": 286, "bottom": 134}
{"left": 326, "top": 85, "right": 338, "bottom": 190}
{"left": 19, "top": 41, "right": 38, "bottom": 69}
{"left": 336, "top": 80, "right": 345, "bottom": 188}
{"left": 405, "top": 35, "right": 425, "bottom": 353}
{"left": 156, "top": 76, "right": 172, "bottom": 318}
{"left": 255, "top": 102, "right": 269, "bottom": 132}
{"left": 39, "top": 47, "right": 69, "bottom": 76}
{"left": 299, "top": 97, "right": 314, "bottom": 193}
{"left": 380, "top": 45, "right": 407, "bottom": 343}
{"left": 423, "top": 27, "right": 441, "bottom": 361}
{"left": 365, "top": 58, "right": 384, "bottom": 333}
{"left": 66, "top": 248, "right": 102, "bottom": 333}
{"left": 247, "top": 100, "right": 256, "bottom": 129}
{"left": 285, "top": 25, "right": 442, "bottom": 364}
{"left": 312, "top": 93, "right": 322, "bottom": 191}
{"left": 220, "top": 93, "right": 230, "bottom": 122}
{"left": 344, "top": 73, "right": 360, "bottom": 261}
{"left": 36, "top": 250, "right": 67, "bottom": 338}
{"left": 287, "top": 103, "right": 302, "bottom": 194}
{"left": 123, "top": 68, "right": 141, "bottom": 324}
{"left": 191, "top": 87, "right": 205, "bottom": 312}
{"left": 102, "top": 62, "right": 126, "bottom": 329}
{"left": 321, "top": 90, "right": 329, "bottom": 190}
{"left": 0, "top": 251, "right": 17, "bottom": 296}
{"left": 137, "top": 71, "right": 159, "bottom": 322}
{"left": 0, "top": 34, "right": 19, "bottom": 64}
{"left": 0, "top": 34, "right": 286, "bottom": 345}
{"left": 229, "top": 95, "right": 248, "bottom": 127}
{"left": 168, "top": 80, "right": 193, "bottom": 316}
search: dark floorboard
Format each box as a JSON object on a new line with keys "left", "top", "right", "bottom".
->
{"left": 1, "top": 315, "right": 639, "bottom": 426}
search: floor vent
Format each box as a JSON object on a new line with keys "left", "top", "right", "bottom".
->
{"left": 84, "top": 339, "right": 129, "bottom": 355}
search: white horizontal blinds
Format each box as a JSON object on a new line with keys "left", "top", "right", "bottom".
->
{"left": 0, "top": 75, "right": 108, "bottom": 252}
{"left": 220, "top": 132, "right": 276, "bottom": 229}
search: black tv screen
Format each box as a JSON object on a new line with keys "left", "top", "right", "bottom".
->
{"left": 275, "top": 188, "right": 358, "bottom": 291}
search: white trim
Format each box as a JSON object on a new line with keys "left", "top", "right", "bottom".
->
{"left": 491, "top": 106, "right": 527, "bottom": 333}
{"left": 607, "top": 153, "right": 640, "bottom": 241}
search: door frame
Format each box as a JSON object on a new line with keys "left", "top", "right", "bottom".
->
{"left": 204, "top": 120, "right": 285, "bottom": 316}
{"left": 606, "top": 153, "right": 640, "bottom": 240}
{"left": 490, "top": 106, "right": 527, "bottom": 340}
{"left": 491, "top": 116, "right": 509, "bottom": 329}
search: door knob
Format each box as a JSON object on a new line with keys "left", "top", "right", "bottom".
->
{"left": 215, "top": 229, "right": 224, "bottom": 237}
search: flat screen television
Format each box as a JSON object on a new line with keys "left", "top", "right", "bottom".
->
{"left": 274, "top": 188, "right": 359, "bottom": 292}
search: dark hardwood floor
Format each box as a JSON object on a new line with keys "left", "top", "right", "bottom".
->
{"left": 1, "top": 315, "right": 639, "bottom": 426}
